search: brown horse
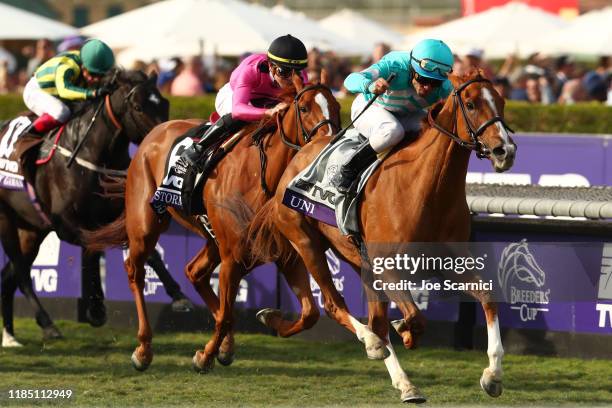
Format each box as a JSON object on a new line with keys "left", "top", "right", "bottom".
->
{"left": 84, "top": 74, "right": 341, "bottom": 372}
{"left": 248, "top": 70, "right": 516, "bottom": 403}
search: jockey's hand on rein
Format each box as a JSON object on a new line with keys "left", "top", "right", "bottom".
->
{"left": 95, "top": 85, "right": 112, "bottom": 98}
{"left": 368, "top": 78, "right": 389, "bottom": 95}
{"left": 265, "top": 102, "right": 289, "bottom": 117}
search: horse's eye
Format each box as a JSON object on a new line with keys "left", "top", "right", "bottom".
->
{"left": 299, "top": 106, "right": 308, "bottom": 113}
{"left": 466, "top": 101, "right": 475, "bottom": 110}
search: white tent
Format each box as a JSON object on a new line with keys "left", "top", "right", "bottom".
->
{"left": 0, "top": 3, "right": 77, "bottom": 40}
{"left": 319, "top": 9, "right": 404, "bottom": 52}
{"left": 530, "top": 7, "right": 612, "bottom": 56}
{"left": 82, "top": 0, "right": 368, "bottom": 64}
{"left": 400, "top": 2, "right": 568, "bottom": 58}
{"left": 270, "top": 4, "right": 307, "bottom": 20}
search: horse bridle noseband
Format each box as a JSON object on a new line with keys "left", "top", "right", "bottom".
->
{"left": 427, "top": 77, "right": 514, "bottom": 159}
{"left": 277, "top": 84, "right": 340, "bottom": 151}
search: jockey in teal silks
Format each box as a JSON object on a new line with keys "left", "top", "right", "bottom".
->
{"left": 331, "top": 39, "right": 455, "bottom": 193}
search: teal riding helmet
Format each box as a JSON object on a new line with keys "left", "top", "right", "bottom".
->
{"left": 80, "top": 39, "right": 115, "bottom": 75}
{"left": 410, "top": 39, "right": 454, "bottom": 81}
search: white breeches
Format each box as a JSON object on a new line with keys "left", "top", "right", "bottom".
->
{"left": 23, "top": 77, "right": 71, "bottom": 122}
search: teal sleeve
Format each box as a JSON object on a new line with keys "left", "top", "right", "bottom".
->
{"left": 344, "top": 59, "right": 392, "bottom": 99}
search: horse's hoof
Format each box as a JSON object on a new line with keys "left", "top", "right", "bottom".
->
{"left": 256, "top": 308, "right": 282, "bottom": 328}
{"left": 86, "top": 302, "right": 107, "bottom": 327}
{"left": 171, "top": 297, "right": 194, "bottom": 313}
{"left": 192, "top": 351, "right": 215, "bottom": 374}
{"left": 401, "top": 386, "right": 427, "bottom": 404}
{"left": 131, "top": 350, "right": 151, "bottom": 372}
{"left": 391, "top": 319, "right": 406, "bottom": 333}
{"left": 42, "top": 325, "right": 63, "bottom": 340}
{"left": 364, "top": 333, "right": 390, "bottom": 360}
{"left": 2, "top": 329, "right": 23, "bottom": 348}
{"left": 217, "top": 351, "right": 235, "bottom": 366}
{"left": 480, "top": 369, "right": 503, "bottom": 398}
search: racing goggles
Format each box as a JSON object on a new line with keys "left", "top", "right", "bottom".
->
{"left": 411, "top": 55, "right": 453, "bottom": 77}
{"left": 274, "top": 64, "right": 300, "bottom": 79}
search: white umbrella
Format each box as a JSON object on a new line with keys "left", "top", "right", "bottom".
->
{"left": 401, "top": 2, "right": 568, "bottom": 58}
{"left": 83, "top": 0, "right": 367, "bottom": 57}
{"left": 319, "top": 9, "right": 404, "bottom": 52}
{"left": 530, "top": 7, "right": 612, "bottom": 56}
{"left": 0, "top": 2, "right": 77, "bottom": 40}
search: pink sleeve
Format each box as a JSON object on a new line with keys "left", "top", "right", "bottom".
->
{"left": 300, "top": 69, "right": 309, "bottom": 85}
{"left": 231, "top": 65, "right": 268, "bottom": 122}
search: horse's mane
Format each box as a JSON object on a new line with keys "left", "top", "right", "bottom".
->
{"left": 419, "top": 69, "right": 486, "bottom": 133}
{"left": 70, "top": 68, "right": 147, "bottom": 116}
{"left": 245, "top": 84, "right": 300, "bottom": 144}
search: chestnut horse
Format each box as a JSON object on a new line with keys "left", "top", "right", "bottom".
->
{"left": 248, "top": 71, "right": 516, "bottom": 403}
{"left": 84, "top": 75, "right": 340, "bottom": 372}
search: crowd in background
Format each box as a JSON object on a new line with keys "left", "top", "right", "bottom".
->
{"left": 1, "top": 36, "right": 611, "bottom": 106}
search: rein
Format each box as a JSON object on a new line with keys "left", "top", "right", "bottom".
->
{"left": 427, "top": 77, "right": 514, "bottom": 159}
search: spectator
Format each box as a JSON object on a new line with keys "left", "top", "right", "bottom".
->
{"left": 552, "top": 55, "right": 575, "bottom": 99}
{"left": 170, "top": 56, "right": 205, "bottom": 96}
{"left": 371, "top": 42, "right": 391, "bottom": 64}
{"left": 157, "top": 57, "right": 183, "bottom": 94}
{"left": 463, "top": 48, "right": 494, "bottom": 78}
{"left": 57, "top": 35, "right": 87, "bottom": 53}
{"left": 26, "top": 39, "right": 55, "bottom": 77}
{"left": 582, "top": 71, "right": 607, "bottom": 102}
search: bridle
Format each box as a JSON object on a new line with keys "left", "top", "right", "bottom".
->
{"left": 428, "top": 77, "right": 514, "bottom": 159}
{"left": 277, "top": 84, "right": 340, "bottom": 151}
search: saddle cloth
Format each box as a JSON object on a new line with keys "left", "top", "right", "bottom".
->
{"left": 0, "top": 116, "right": 32, "bottom": 190}
{"left": 283, "top": 129, "right": 385, "bottom": 236}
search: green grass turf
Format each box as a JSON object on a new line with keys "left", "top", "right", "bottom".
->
{"left": 0, "top": 318, "right": 611, "bottom": 407}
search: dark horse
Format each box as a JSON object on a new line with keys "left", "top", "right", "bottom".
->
{"left": 0, "top": 69, "right": 169, "bottom": 346}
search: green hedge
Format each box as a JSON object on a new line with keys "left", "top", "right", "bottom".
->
{"left": 1, "top": 94, "right": 610, "bottom": 134}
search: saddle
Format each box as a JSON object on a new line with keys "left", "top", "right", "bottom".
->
{"left": 150, "top": 121, "right": 246, "bottom": 216}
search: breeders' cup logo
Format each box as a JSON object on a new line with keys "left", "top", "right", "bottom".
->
{"left": 310, "top": 249, "right": 344, "bottom": 308}
{"left": 31, "top": 232, "right": 60, "bottom": 293}
{"left": 123, "top": 243, "right": 165, "bottom": 296}
{"left": 596, "top": 243, "right": 612, "bottom": 329}
{"left": 498, "top": 239, "right": 550, "bottom": 322}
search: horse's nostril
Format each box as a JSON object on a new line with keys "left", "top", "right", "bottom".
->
{"left": 493, "top": 147, "right": 506, "bottom": 157}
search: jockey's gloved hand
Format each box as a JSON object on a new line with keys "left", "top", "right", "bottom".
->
{"left": 95, "top": 85, "right": 112, "bottom": 98}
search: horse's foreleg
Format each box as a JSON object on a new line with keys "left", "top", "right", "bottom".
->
{"left": 1, "top": 263, "right": 21, "bottom": 347}
{"left": 257, "top": 257, "right": 320, "bottom": 337}
{"left": 368, "top": 301, "right": 426, "bottom": 403}
{"left": 457, "top": 271, "right": 504, "bottom": 398}
{"left": 193, "top": 259, "right": 243, "bottom": 374}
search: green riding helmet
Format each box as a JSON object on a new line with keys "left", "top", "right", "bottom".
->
{"left": 267, "top": 34, "right": 308, "bottom": 70}
{"left": 410, "top": 39, "right": 454, "bottom": 81}
{"left": 80, "top": 39, "right": 115, "bottom": 75}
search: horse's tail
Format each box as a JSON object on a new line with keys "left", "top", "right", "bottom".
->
{"left": 81, "top": 211, "right": 128, "bottom": 253}
{"left": 245, "top": 199, "right": 296, "bottom": 267}
{"left": 82, "top": 176, "right": 128, "bottom": 252}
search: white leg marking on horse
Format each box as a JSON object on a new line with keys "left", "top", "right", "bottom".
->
{"left": 314, "top": 92, "right": 332, "bottom": 136}
{"left": 487, "top": 315, "right": 504, "bottom": 378}
{"left": 384, "top": 340, "right": 412, "bottom": 391}
{"left": 348, "top": 315, "right": 389, "bottom": 359}
{"left": 2, "top": 328, "right": 23, "bottom": 347}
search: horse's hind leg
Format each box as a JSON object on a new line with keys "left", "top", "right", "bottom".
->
{"left": 390, "top": 298, "right": 426, "bottom": 349}
{"left": 368, "top": 300, "right": 426, "bottom": 403}
{"left": 256, "top": 257, "right": 320, "bottom": 337}
{"left": 276, "top": 207, "right": 388, "bottom": 360}
{"left": 184, "top": 241, "right": 235, "bottom": 366}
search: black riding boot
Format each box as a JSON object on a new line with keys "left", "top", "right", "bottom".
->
{"left": 178, "top": 113, "right": 242, "bottom": 171}
{"left": 331, "top": 141, "right": 378, "bottom": 194}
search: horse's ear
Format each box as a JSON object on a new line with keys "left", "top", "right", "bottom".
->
{"left": 477, "top": 68, "right": 486, "bottom": 79}
{"left": 321, "top": 69, "right": 329, "bottom": 86}
{"left": 448, "top": 73, "right": 462, "bottom": 90}
{"left": 292, "top": 72, "right": 304, "bottom": 92}
{"left": 148, "top": 71, "right": 158, "bottom": 85}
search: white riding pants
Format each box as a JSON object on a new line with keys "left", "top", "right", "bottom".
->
{"left": 23, "top": 77, "right": 71, "bottom": 122}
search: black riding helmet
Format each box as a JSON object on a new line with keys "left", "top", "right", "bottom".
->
{"left": 267, "top": 34, "right": 308, "bottom": 71}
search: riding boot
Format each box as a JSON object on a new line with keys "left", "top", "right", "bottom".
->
{"left": 178, "top": 114, "right": 244, "bottom": 215}
{"left": 28, "top": 113, "right": 63, "bottom": 136}
{"left": 331, "top": 141, "right": 378, "bottom": 194}
{"left": 178, "top": 113, "right": 244, "bottom": 172}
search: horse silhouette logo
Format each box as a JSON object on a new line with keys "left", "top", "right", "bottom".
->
{"left": 497, "top": 239, "right": 550, "bottom": 321}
